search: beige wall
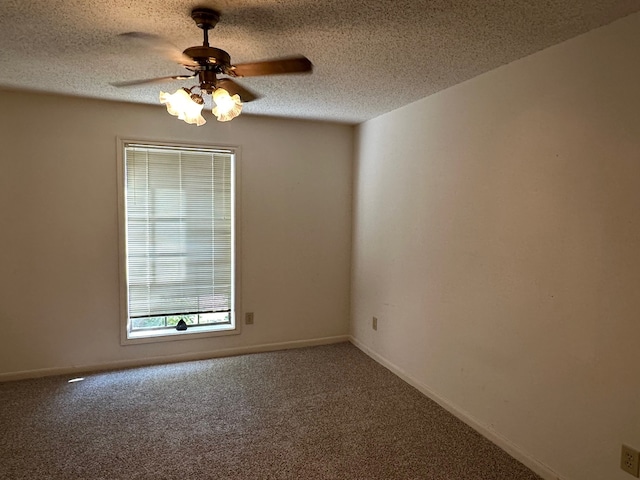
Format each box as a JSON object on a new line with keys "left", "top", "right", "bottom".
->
{"left": 351, "top": 12, "right": 640, "bottom": 480}
{"left": 0, "top": 91, "right": 353, "bottom": 377}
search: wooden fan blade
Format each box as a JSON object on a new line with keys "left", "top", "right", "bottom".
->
{"left": 230, "top": 56, "right": 312, "bottom": 77}
{"left": 110, "top": 74, "right": 196, "bottom": 88}
{"left": 216, "top": 78, "right": 260, "bottom": 102}
{"left": 118, "top": 32, "right": 198, "bottom": 67}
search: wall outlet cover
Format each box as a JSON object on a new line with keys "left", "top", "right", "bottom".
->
{"left": 621, "top": 445, "right": 640, "bottom": 477}
{"left": 245, "top": 312, "right": 254, "bottom": 325}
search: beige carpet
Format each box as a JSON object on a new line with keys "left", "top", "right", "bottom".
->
{"left": 0, "top": 342, "right": 541, "bottom": 479}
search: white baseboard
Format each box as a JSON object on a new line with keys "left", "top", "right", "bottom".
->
{"left": 0, "top": 335, "right": 350, "bottom": 382}
{"left": 348, "top": 336, "right": 565, "bottom": 480}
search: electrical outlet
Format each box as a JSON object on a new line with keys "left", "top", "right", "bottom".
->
{"left": 372, "top": 316, "right": 377, "bottom": 331}
{"left": 245, "top": 312, "right": 254, "bottom": 325}
{"left": 621, "top": 445, "right": 640, "bottom": 477}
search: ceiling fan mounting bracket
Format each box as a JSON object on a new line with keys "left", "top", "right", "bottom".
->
{"left": 191, "top": 8, "right": 220, "bottom": 30}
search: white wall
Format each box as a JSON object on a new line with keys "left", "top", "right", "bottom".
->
{"left": 0, "top": 91, "right": 353, "bottom": 377}
{"left": 351, "top": 12, "right": 640, "bottom": 480}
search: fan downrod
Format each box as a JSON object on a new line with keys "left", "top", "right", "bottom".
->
{"left": 191, "top": 8, "right": 220, "bottom": 30}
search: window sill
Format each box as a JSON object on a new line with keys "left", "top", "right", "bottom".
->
{"left": 121, "top": 323, "right": 239, "bottom": 346}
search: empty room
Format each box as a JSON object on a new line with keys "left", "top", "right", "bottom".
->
{"left": 1, "top": 1, "right": 639, "bottom": 479}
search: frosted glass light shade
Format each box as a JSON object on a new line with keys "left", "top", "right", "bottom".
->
{"left": 159, "top": 89, "right": 206, "bottom": 126}
{"left": 212, "top": 88, "right": 243, "bottom": 122}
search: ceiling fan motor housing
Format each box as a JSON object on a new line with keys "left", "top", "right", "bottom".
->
{"left": 183, "top": 46, "right": 231, "bottom": 70}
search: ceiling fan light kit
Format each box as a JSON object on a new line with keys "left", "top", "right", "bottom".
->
{"left": 159, "top": 87, "right": 206, "bottom": 126}
{"left": 113, "top": 7, "right": 312, "bottom": 126}
{"left": 211, "top": 88, "right": 243, "bottom": 122}
{"left": 159, "top": 85, "right": 242, "bottom": 125}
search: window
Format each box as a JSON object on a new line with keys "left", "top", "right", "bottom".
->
{"left": 118, "top": 140, "right": 239, "bottom": 343}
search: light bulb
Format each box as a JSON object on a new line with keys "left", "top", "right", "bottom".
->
{"left": 159, "top": 88, "right": 206, "bottom": 126}
{"left": 212, "top": 88, "right": 242, "bottom": 122}
{"left": 181, "top": 93, "right": 206, "bottom": 126}
{"left": 160, "top": 88, "right": 192, "bottom": 117}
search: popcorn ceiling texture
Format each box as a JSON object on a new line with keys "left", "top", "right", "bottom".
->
{"left": 0, "top": 0, "right": 638, "bottom": 123}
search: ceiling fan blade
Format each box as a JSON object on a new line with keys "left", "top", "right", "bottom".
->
{"left": 230, "top": 56, "right": 312, "bottom": 77}
{"left": 216, "top": 78, "right": 260, "bottom": 102}
{"left": 110, "top": 74, "right": 196, "bottom": 88}
{"left": 118, "top": 32, "right": 198, "bottom": 67}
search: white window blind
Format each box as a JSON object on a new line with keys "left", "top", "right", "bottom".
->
{"left": 124, "top": 144, "right": 234, "bottom": 322}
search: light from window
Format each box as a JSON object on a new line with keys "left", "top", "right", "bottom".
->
{"left": 120, "top": 142, "right": 236, "bottom": 341}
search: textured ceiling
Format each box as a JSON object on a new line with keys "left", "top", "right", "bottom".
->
{"left": 1, "top": 0, "right": 639, "bottom": 124}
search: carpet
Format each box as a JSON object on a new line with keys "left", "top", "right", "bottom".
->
{"left": 0, "top": 342, "right": 541, "bottom": 479}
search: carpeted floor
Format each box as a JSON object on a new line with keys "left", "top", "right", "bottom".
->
{"left": 0, "top": 342, "right": 541, "bottom": 479}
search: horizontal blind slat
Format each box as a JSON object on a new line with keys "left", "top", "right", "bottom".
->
{"left": 124, "top": 144, "right": 233, "bottom": 319}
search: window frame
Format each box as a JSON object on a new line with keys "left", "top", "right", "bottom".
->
{"left": 116, "top": 138, "right": 242, "bottom": 345}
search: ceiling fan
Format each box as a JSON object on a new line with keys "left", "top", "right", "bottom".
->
{"left": 111, "top": 7, "right": 313, "bottom": 124}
